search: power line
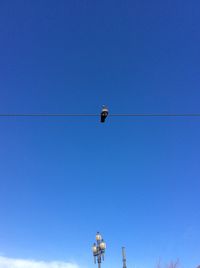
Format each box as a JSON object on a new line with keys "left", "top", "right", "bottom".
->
{"left": 110, "top": 113, "right": 200, "bottom": 117}
{"left": 0, "top": 114, "right": 98, "bottom": 117}
{"left": 0, "top": 113, "right": 200, "bottom": 117}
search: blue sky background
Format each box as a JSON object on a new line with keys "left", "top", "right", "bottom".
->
{"left": 0, "top": 0, "right": 200, "bottom": 267}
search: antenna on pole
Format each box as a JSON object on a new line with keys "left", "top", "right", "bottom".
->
{"left": 122, "top": 247, "right": 127, "bottom": 268}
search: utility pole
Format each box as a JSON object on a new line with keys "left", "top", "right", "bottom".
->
{"left": 122, "top": 247, "right": 127, "bottom": 268}
{"left": 92, "top": 232, "right": 106, "bottom": 268}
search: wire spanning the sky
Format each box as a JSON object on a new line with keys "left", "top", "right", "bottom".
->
{"left": 0, "top": 113, "right": 200, "bottom": 117}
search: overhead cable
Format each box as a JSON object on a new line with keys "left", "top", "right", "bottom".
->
{"left": 0, "top": 113, "right": 200, "bottom": 117}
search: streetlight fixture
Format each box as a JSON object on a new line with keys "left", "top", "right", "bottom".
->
{"left": 92, "top": 232, "right": 106, "bottom": 268}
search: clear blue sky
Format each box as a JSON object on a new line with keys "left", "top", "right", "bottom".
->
{"left": 0, "top": 1, "right": 200, "bottom": 268}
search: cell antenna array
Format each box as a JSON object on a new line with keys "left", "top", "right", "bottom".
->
{"left": 122, "top": 247, "right": 127, "bottom": 268}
